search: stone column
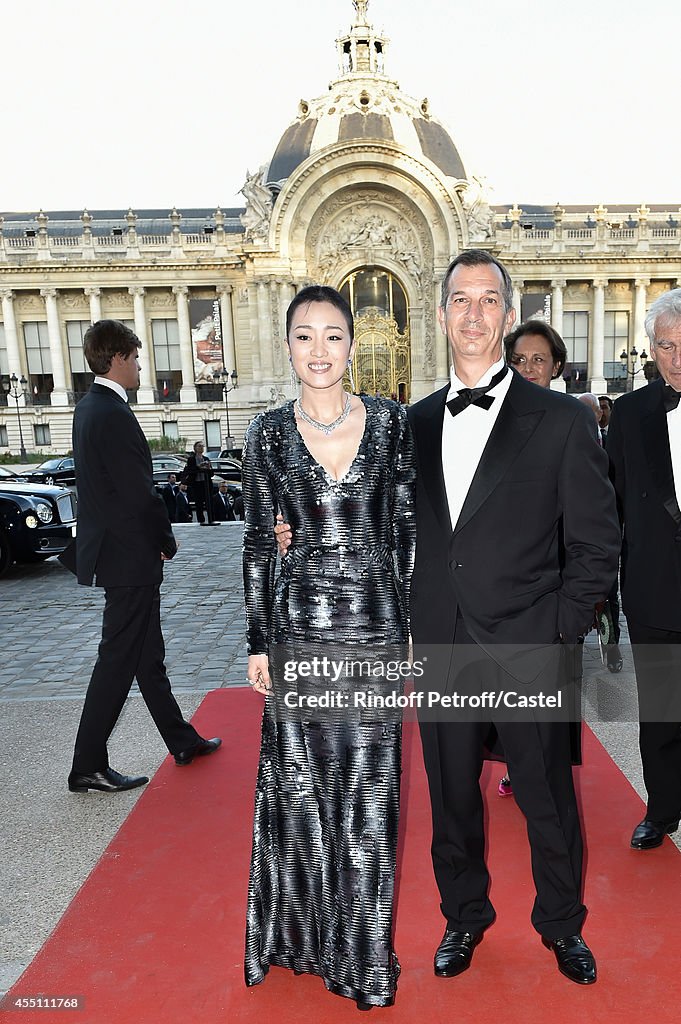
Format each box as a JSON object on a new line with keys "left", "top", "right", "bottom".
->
{"left": 129, "top": 286, "right": 155, "bottom": 403}
{"left": 40, "top": 288, "right": 69, "bottom": 405}
{"left": 218, "top": 286, "right": 237, "bottom": 374}
{"left": 173, "top": 285, "right": 197, "bottom": 403}
{"left": 589, "top": 278, "right": 608, "bottom": 394}
{"left": 551, "top": 278, "right": 566, "bottom": 338}
{"left": 0, "top": 290, "right": 27, "bottom": 406}
{"left": 512, "top": 279, "right": 523, "bottom": 324}
{"left": 278, "top": 281, "right": 295, "bottom": 387}
{"left": 632, "top": 278, "right": 651, "bottom": 391}
{"left": 84, "top": 287, "right": 102, "bottom": 324}
{"left": 257, "top": 281, "right": 274, "bottom": 383}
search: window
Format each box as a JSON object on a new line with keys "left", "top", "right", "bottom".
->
{"left": 162, "top": 421, "right": 179, "bottom": 440}
{"left": 23, "top": 322, "right": 53, "bottom": 404}
{"left": 562, "top": 312, "right": 589, "bottom": 392}
{"left": 34, "top": 423, "right": 51, "bottom": 446}
{"left": 66, "top": 320, "right": 93, "bottom": 398}
{"left": 152, "top": 320, "right": 182, "bottom": 402}
{"left": 0, "top": 424, "right": 8, "bottom": 446}
{"left": 604, "top": 311, "right": 629, "bottom": 391}
{"left": 205, "top": 419, "right": 221, "bottom": 449}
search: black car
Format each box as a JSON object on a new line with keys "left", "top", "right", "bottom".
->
{"left": 26, "top": 457, "right": 77, "bottom": 487}
{"left": 151, "top": 454, "right": 187, "bottom": 486}
{"left": 204, "top": 451, "right": 242, "bottom": 480}
{"left": 0, "top": 479, "right": 77, "bottom": 577}
{"left": 0, "top": 466, "right": 26, "bottom": 482}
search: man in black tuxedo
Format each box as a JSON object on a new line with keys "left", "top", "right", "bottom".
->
{"left": 607, "top": 289, "right": 681, "bottom": 850}
{"left": 161, "top": 472, "right": 179, "bottom": 522}
{"left": 60, "top": 320, "right": 221, "bottom": 793}
{"left": 212, "top": 481, "right": 236, "bottom": 522}
{"left": 175, "top": 482, "right": 193, "bottom": 523}
{"left": 408, "top": 251, "right": 619, "bottom": 985}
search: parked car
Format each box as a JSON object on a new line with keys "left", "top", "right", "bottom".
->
{"left": 26, "top": 457, "right": 76, "bottom": 487}
{"left": 207, "top": 452, "right": 242, "bottom": 480}
{"left": 0, "top": 466, "right": 27, "bottom": 482}
{"left": 151, "top": 454, "right": 187, "bottom": 486}
{"left": 0, "top": 479, "right": 77, "bottom": 577}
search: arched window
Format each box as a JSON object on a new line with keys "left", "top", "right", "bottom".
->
{"left": 340, "top": 267, "right": 411, "bottom": 401}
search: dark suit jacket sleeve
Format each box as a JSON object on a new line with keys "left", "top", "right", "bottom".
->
{"left": 91, "top": 402, "right": 176, "bottom": 561}
{"left": 392, "top": 406, "right": 416, "bottom": 618}
{"left": 242, "top": 415, "right": 277, "bottom": 655}
{"left": 556, "top": 403, "right": 620, "bottom": 639}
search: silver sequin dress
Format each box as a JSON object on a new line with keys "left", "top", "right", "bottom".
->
{"left": 243, "top": 396, "right": 416, "bottom": 1008}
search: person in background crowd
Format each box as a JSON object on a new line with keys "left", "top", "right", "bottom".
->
{"left": 212, "top": 480, "right": 236, "bottom": 522}
{"left": 162, "top": 472, "right": 179, "bottom": 522}
{"left": 183, "top": 441, "right": 214, "bottom": 525}
{"left": 607, "top": 288, "right": 681, "bottom": 849}
{"left": 504, "top": 320, "right": 567, "bottom": 390}
{"left": 598, "top": 395, "right": 613, "bottom": 444}
{"left": 175, "top": 482, "right": 192, "bottom": 523}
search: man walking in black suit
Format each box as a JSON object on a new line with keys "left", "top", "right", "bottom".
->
{"left": 408, "top": 251, "right": 620, "bottom": 985}
{"left": 161, "top": 472, "right": 179, "bottom": 522}
{"left": 60, "top": 320, "right": 221, "bottom": 793}
{"left": 212, "top": 480, "right": 236, "bottom": 522}
{"left": 607, "top": 289, "right": 681, "bottom": 850}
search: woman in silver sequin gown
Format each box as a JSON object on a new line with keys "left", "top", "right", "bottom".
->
{"left": 243, "top": 286, "right": 416, "bottom": 1010}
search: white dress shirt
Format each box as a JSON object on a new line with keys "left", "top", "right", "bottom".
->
{"left": 94, "top": 376, "right": 128, "bottom": 403}
{"left": 442, "top": 356, "right": 513, "bottom": 531}
{"left": 667, "top": 400, "right": 681, "bottom": 509}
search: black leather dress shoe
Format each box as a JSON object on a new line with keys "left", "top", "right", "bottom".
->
{"left": 68, "top": 768, "right": 149, "bottom": 793}
{"left": 434, "top": 929, "right": 481, "bottom": 977}
{"left": 543, "top": 933, "right": 596, "bottom": 985}
{"left": 174, "top": 736, "right": 222, "bottom": 766}
{"left": 630, "top": 818, "right": 680, "bottom": 850}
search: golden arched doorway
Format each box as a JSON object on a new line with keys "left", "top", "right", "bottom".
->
{"left": 340, "top": 268, "right": 411, "bottom": 402}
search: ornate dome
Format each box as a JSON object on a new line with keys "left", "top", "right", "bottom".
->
{"left": 266, "top": 1, "right": 466, "bottom": 189}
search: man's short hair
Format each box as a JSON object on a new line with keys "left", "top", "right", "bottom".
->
{"left": 440, "top": 249, "right": 514, "bottom": 314}
{"left": 645, "top": 288, "right": 681, "bottom": 345}
{"left": 598, "top": 395, "right": 613, "bottom": 410}
{"left": 83, "top": 319, "right": 140, "bottom": 375}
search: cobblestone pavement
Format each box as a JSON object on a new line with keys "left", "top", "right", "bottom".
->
{"left": 0, "top": 524, "right": 678, "bottom": 998}
{"left": 0, "top": 522, "right": 249, "bottom": 701}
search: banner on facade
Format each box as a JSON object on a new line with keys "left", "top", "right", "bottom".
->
{"left": 190, "top": 298, "right": 224, "bottom": 383}
{"left": 520, "top": 293, "right": 551, "bottom": 324}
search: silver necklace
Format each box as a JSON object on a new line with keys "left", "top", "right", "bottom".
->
{"left": 296, "top": 393, "right": 352, "bottom": 435}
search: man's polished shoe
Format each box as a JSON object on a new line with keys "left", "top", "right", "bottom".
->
{"left": 434, "top": 929, "right": 481, "bottom": 977}
{"left": 68, "top": 767, "right": 149, "bottom": 793}
{"left": 543, "top": 934, "right": 596, "bottom": 985}
{"left": 630, "top": 818, "right": 680, "bottom": 850}
{"left": 174, "top": 736, "right": 222, "bottom": 766}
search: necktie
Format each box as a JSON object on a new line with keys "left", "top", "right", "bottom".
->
{"left": 662, "top": 384, "right": 681, "bottom": 413}
{"left": 447, "top": 365, "right": 509, "bottom": 417}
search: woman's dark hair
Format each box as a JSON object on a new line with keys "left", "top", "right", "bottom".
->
{"left": 504, "top": 319, "right": 567, "bottom": 376}
{"left": 83, "top": 319, "right": 140, "bottom": 375}
{"left": 286, "top": 285, "right": 354, "bottom": 340}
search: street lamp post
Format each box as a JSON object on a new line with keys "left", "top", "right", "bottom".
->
{"left": 619, "top": 345, "right": 650, "bottom": 391}
{"left": 213, "top": 369, "right": 238, "bottom": 451}
{"left": 2, "top": 373, "right": 28, "bottom": 460}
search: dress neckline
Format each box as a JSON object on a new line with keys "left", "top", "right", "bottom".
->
{"left": 289, "top": 395, "right": 370, "bottom": 483}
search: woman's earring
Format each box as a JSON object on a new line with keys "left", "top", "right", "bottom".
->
{"left": 347, "top": 358, "right": 356, "bottom": 394}
{"left": 289, "top": 357, "right": 298, "bottom": 392}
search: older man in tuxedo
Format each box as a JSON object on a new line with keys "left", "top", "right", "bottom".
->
{"left": 607, "top": 289, "right": 681, "bottom": 850}
{"left": 408, "top": 250, "right": 619, "bottom": 985}
{"left": 60, "top": 320, "right": 220, "bottom": 793}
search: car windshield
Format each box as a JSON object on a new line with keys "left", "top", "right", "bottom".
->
{"left": 37, "top": 459, "right": 62, "bottom": 470}
{"left": 0, "top": 466, "right": 17, "bottom": 477}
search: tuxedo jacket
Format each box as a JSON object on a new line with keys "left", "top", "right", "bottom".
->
{"left": 212, "top": 491, "right": 236, "bottom": 522}
{"left": 162, "top": 482, "right": 179, "bottom": 522}
{"left": 407, "top": 372, "right": 620, "bottom": 667}
{"left": 607, "top": 377, "right": 681, "bottom": 630}
{"left": 60, "top": 383, "right": 176, "bottom": 587}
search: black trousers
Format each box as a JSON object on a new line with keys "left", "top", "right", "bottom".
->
{"left": 72, "top": 584, "right": 199, "bottom": 773}
{"left": 417, "top": 616, "right": 585, "bottom": 940}
{"left": 627, "top": 618, "right": 681, "bottom": 823}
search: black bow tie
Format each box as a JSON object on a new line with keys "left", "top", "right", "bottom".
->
{"left": 663, "top": 384, "right": 681, "bottom": 413}
{"left": 447, "top": 365, "right": 509, "bottom": 417}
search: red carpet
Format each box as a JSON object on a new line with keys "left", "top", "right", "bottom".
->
{"left": 4, "top": 690, "right": 681, "bottom": 1024}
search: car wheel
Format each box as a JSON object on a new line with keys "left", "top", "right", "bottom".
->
{"left": 0, "top": 529, "right": 13, "bottom": 578}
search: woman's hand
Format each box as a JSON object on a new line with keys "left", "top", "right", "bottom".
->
{"left": 247, "top": 654, "right": 272, "bottom": 695}
{"left": 274, "top": 513, "right": 293, "bottom": 556}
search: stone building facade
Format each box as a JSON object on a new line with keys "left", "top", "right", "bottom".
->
{"left": 1, "top": 0, "right": 677, "bottom": 455}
